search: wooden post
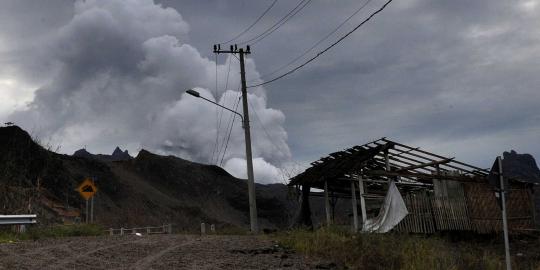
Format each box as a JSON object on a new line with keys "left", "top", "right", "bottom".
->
{"left": 85, "top": 199, "right": 89, "bottom": 224}
{"left": 201, "top": 223, "right": 206, "bottom": 235}
{"left": 90, "top": 196, "right": 94, "bottom": 223}
{"left": 385, "top": 149, "right": 391, "bottom": 172}
{"left": 324, "top": 181, "right": 332, "bottom": 226}
{"left": 109, "top": 228, "right": 113, "bottom": 235}
{"left": 351, "top": 181, "right": 359, "bottom": 232}
{"left": 294, "top": 185, "right": 313, "bottom": 228}
{"left": 120, "top": 227, "right": 124, "bottom": 236}
{"left": 358, "top": 175, "right": 367, "bottom": 227}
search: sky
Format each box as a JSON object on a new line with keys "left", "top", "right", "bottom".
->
{"left": 1, "top": 0, "right": 539, "bottom": 183}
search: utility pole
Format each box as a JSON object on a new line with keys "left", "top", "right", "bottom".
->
{"left": 498, "top": 156, "right": 511, "bottom": 270}
{"left": 213, "top": 44, "right": 258, "bottom": 233}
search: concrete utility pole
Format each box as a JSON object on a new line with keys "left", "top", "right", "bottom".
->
{"left": 498, "top": 156, "right": 511, "bottom": 270}
{"left": 213, "top": 44, "right": 258, "bottom": 233}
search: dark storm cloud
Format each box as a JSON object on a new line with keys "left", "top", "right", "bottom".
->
{"left": 1, "top": 0, "right": 539, "bottom": 177}
{"left": 3, "top": 0, "right": 291, "bottom": 183}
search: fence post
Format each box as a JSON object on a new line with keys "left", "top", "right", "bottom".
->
{"left": 109, "top": 228, "right": 113, "bottom": 236}
{"left": 146, "top": 227, "right": 150, "bottom": 234}
{"left": 120, "top": 227, "right": 124, "bottom": 236}
{"left": 201, "top": 223, "right": 206, "bottom": 235}
{"left": 210, "top": 224, "right": 215, "bottom": 234}
{"left": 168, "top": 224, "right": 173, "bottom": 234}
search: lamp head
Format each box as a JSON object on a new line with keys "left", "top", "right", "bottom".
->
{"left": 186, "top": 89, "right": 200, "bottom": 97}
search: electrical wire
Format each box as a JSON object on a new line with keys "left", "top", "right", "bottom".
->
{"left": 249, "top": 0, "right": 312, "bottom": 46}
{"left": 214, "top": 55, "right": 233, "bottom": 164}
{"left": 248, "top": 102, "right": 306, "bottom": 184}
{"left": 211, "top": 54, "right": 220, "bottom": 164}
{"left": 258, "top": 0, "right": 373, "bottom": 80}
{"left": 238, "top": 0, "right": 311, "bottom": 45}
{"left": 248, "top": 102, "right": 290, "bottom": 159}
{"left": 248, "top": 0, "right": 393, "bottom": 88}
{"left": 219, "top": 0, "right": 279, "bottom": 45}
{"left": 219, "top": 91, "right": 242, "bottom": 166}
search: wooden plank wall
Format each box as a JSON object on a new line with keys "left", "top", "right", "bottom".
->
{"left": 431, "top": 195, "right": 472, "bottom": 231}
{"left": 394, "top": 192, "right": 435, "bottom": 234}
{"left": 394, "top": 192, "right": 472, "bottom": 234}
{"left": 386, "top": 183, "right": 536, "bottom": 234}
{"left": 463, "top": 182, "right": 535, "bottom": 233}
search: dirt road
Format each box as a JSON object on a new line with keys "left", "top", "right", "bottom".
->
{"left": 0, "top": 235, "right": 320, "bottom": 270}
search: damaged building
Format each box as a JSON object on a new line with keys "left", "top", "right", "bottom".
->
{"left": 289, "top": 138, "right": 539, "bottom": 233}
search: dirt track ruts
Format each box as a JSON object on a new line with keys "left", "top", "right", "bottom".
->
{"left": 0, "top": 234, "right": 317, "bottom": 270}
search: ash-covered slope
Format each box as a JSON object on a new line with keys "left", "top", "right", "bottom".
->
{"left": 0, "top": 125, "right": 297, "bottom": 230}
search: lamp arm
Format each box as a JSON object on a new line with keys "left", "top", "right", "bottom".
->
{"left": 199, "top": 96, "right": 244, "bottom": 123}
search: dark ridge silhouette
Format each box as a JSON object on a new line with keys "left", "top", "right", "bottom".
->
{"left": 503, "top": 150, "right": 540, "bottom": 183}
{"left": 0, "top": 125, "right": 297, "bottom": 230}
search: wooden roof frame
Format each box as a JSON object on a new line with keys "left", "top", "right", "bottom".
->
{"left": 289, "top": 138, "right": 493, "bottom": 192}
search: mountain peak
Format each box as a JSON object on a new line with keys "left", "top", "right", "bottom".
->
{"left": 502, "top": 150, "right": 540, "bottom": 182}
{"left": 112, "top": 146, "right": 123, "bottom": 155}
{"left": 111, "top": 146, "right": 131, "bottom": 160}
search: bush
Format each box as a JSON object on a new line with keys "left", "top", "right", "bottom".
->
{"left": 0, "top": 224, "right": 105, "bottom": 242}
{"left": 274, "top": 227, "right": 538, "bottom": 270}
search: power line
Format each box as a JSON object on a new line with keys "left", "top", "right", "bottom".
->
{"left": 248, "top": 102, "right": 306, "bottom": 185}
{"left": 216, "top": 81, "right": 240, "bottom": 166}
{"left": 249, "top": 0, "right": 312, "bottom": 46}
{"left": 238, "top": 0, "right": 312, "bottom": 45}
{"left": 214, "top": 55, "right": 234, "bottom": 164}
{"left": 211, "top": 53, "right": 220, "bottom": 164}
{"left": 219, "top": 92, "right": 242, "bottom": 166}
{"left": 258, "top": 0, "right": 373, "bottom": 81}
{"left": 219, "top": 0, "right": 279, "bottom": 45}
{"left": 248, "top": 0, "right": 393, "bottom": 88}
{"left": 248, "top": 102, "right": 290, "bottom": 159}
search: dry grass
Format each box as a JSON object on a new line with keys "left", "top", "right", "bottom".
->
{"left": 0, "top": 224, "right": 105, "bottom": 243}
{"left": 274, "top": 227, "right": 540, "bottom": 270}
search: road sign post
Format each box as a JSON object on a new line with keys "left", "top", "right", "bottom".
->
{"left": 77, "top": 178, "right": 98, "bottom": 223}
{"left": 488, "top": 156, "right": 511, "bottom": 270}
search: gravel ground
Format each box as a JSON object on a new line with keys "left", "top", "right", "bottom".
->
{"left": 0, "top": 234, "right": 321, "bottom": 270}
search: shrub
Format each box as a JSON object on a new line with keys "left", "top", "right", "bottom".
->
{"left": 274, "top": 227, "right": 537, "bottom": 270}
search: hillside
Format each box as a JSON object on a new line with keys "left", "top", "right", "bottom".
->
{"left": 0, "top": 126, "right": 297, "bottom": 230}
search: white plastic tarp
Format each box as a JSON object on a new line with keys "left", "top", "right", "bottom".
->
{"left": 363, "top": 181, "right": 408, "bottom": 233}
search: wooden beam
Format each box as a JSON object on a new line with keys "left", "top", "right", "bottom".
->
{"left": 381, "top": 138, "right": 488, "bottom": 173}
{"left": 372, "top": 141, "right": 485, "bottom": 176}
{"left": 396, "top": 158, "right": 454, "bottom": 172}
{"left": 337, "top": 177, "right": 433, "bottom": 187}
{"left": 358, "top": 175, "right": 367, "bottom": 227}
{"left": 324, "top": 181, "right": 331, "bottom": 226}
{"left": 351, "top": 181, "right": 359, "bottom": 232}
{"left": 364, "top": 170, "right": 484, "bottom": 182}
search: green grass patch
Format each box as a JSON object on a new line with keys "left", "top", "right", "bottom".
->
{"left": 0, "top": 224, "right": 105, "bottom": 242}
{"left": 274, "top": 227, "right": 540, "bottom": 270}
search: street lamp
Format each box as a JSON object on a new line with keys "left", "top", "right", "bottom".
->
{"left": 185, "top": 89, "right": 243, "bottom": 123}
{"left": 185, "top": 89, "right": 258, "bottom": 233}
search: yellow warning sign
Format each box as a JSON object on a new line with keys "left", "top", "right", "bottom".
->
{"left": 77, "top": 178, "right": 97, "bottom": 200}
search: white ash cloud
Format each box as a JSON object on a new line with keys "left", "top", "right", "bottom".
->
{"left": 8, "top": 0, "right": 291, "bottom": 183}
